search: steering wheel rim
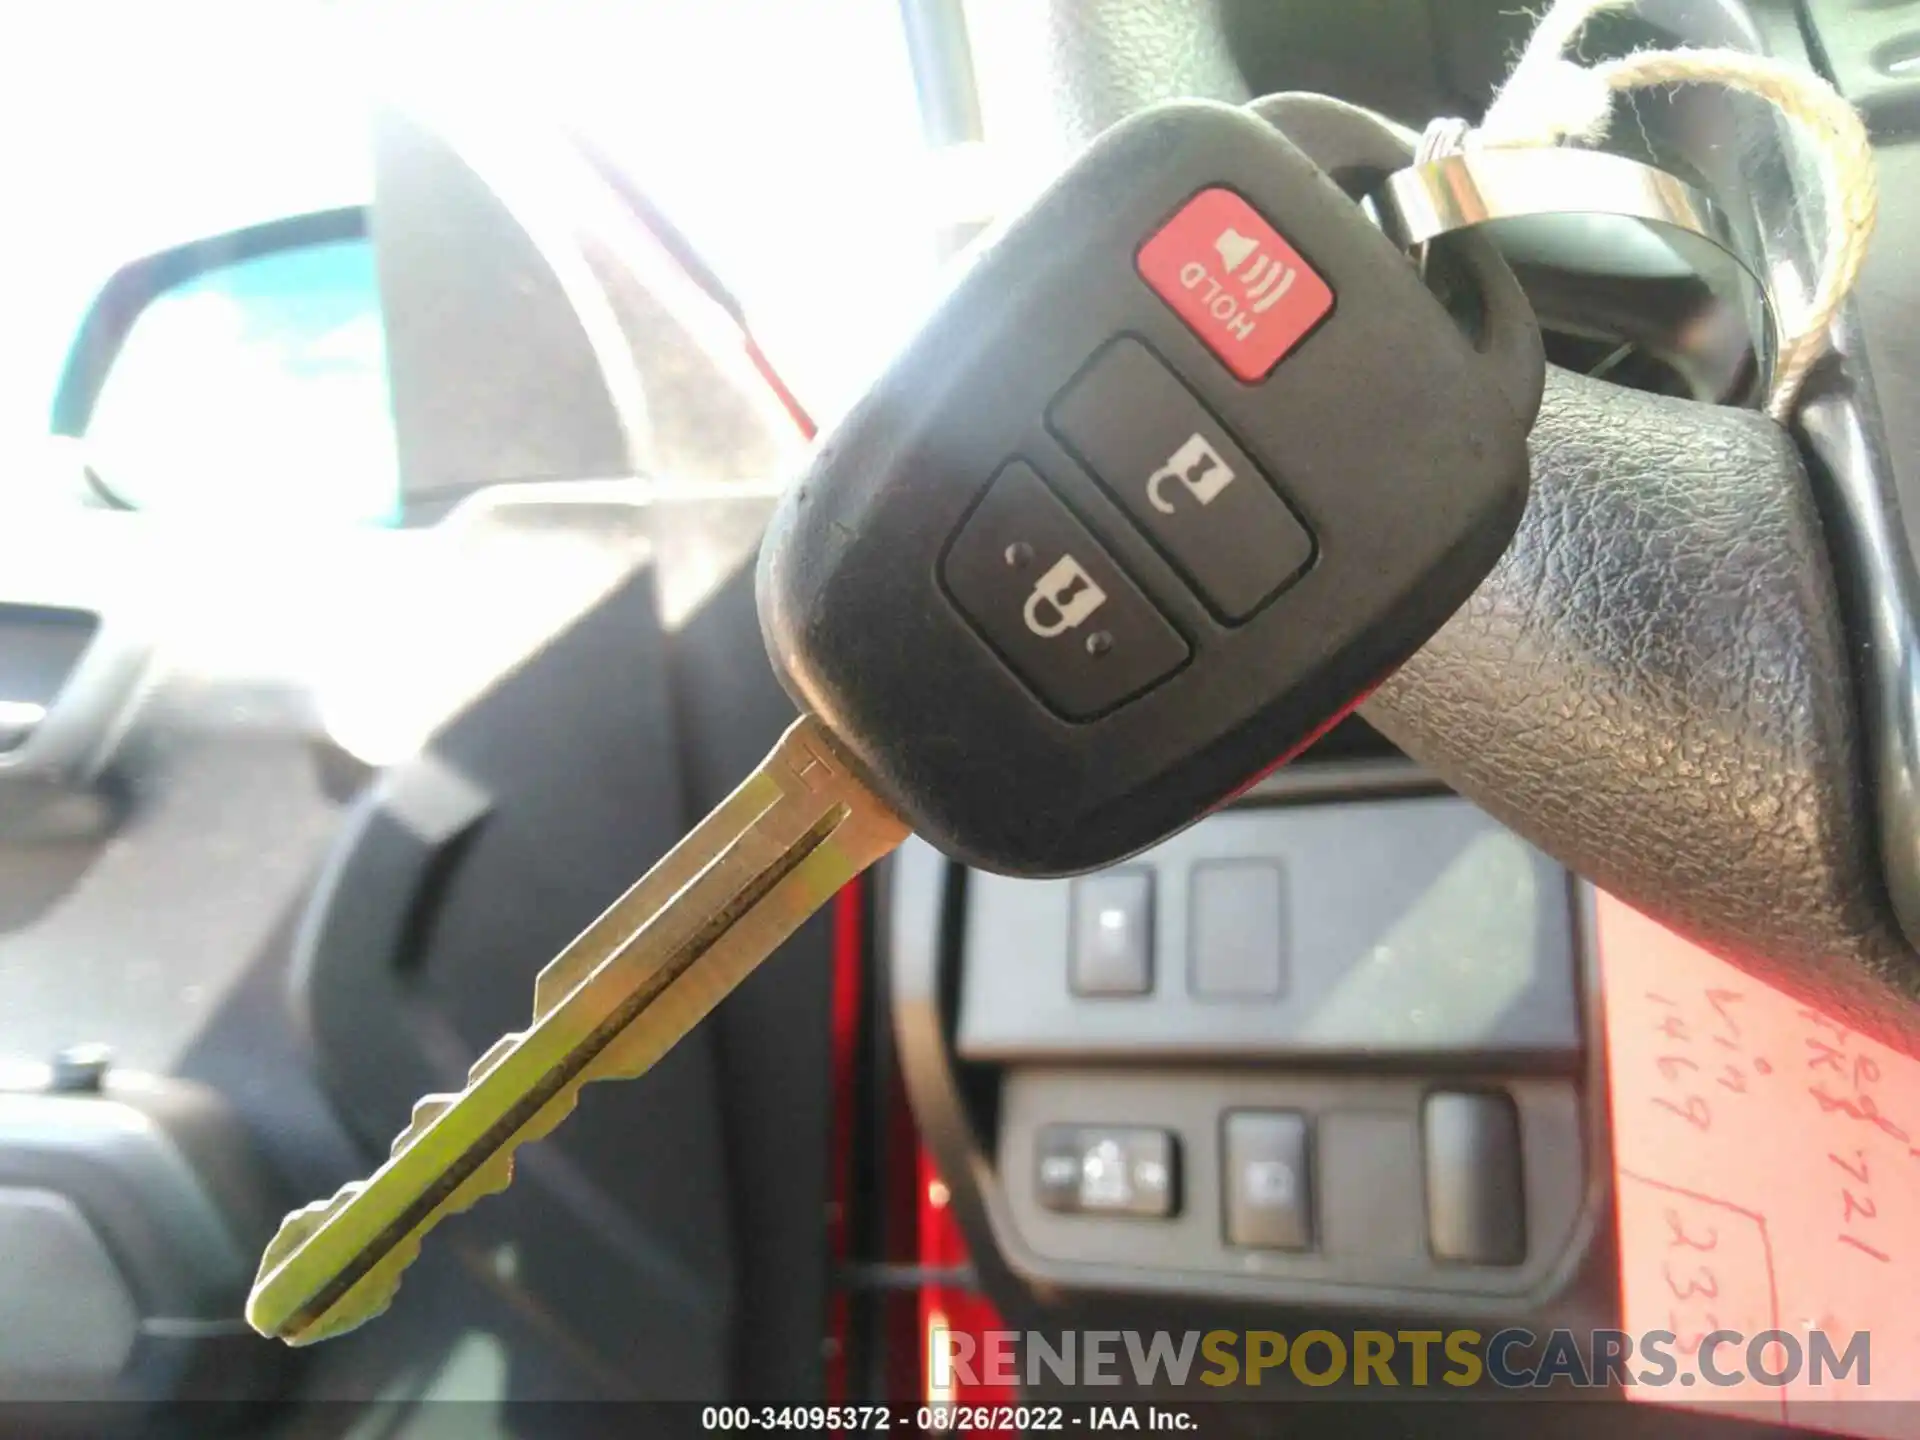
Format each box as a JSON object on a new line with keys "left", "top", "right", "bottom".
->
{"left": 960, "top": 0, "right": 1920, "bottom": 1043}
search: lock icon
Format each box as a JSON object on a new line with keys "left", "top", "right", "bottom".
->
{"left": 1022, "top": 554, "right": 1109, "bottom": 638}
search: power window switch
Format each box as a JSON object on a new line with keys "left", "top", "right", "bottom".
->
{"left": 1037, "top": 1125, "right": 1178, "bottom": 1217}
{"left": 1223, "top": 1111, "right": 1313, "bottom": 1250}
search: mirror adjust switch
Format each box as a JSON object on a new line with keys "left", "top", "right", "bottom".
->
{"left": 942, "top": 461, "right": 1189, "bottom": 719}
{"left": 1050, "top": 337, "right": 1314, "bottom": 621}
{"left": 1037, "top": 1125, "right": 1178, "bottom": 1217}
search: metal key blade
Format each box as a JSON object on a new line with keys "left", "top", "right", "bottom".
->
{"left": 247, "top": 716, "right": 906, "bottom": 1345}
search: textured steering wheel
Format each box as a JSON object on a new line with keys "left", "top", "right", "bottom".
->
{"left": 965, "top": 0, "right": 1920, "bottom": 1044}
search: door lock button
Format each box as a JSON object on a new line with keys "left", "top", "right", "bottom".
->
{"left": 1049, "top": 338, "right": 1314, "bottom": 621}
{"left": 942, "top": 461, "right": 1189, "bottom": 720}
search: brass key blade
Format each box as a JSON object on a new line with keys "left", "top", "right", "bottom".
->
{"left": 247, "top": 717, "right": 905, "bottom": 1345}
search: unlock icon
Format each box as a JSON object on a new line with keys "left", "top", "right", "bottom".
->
{"left": 1022, "top": 554, "right": 1109, "bottom": 638}
{"left": 1147, "top": 433, "right": 1236, "bottom": 515}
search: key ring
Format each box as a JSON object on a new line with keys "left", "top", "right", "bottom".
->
{"left": 1372, "top": 147, "right": 1780, "bottom": 408}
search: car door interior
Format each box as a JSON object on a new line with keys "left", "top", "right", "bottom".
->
{"left": 0, "top": 104, "right": 831, "bottom": 1424}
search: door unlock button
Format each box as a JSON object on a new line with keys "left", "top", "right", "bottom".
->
{"left": 1050, "top": 338, "right": 1315, "bottom": 622}
{"left": 943, "top": 462, "right": 1188, "bottom": 720}
{"left": 1148, "top": 434, "right": 1236, "bottom": 514}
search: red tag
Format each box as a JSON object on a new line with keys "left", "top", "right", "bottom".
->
{"left": 1136, "top": 188, "right": 1334, "bottom": 382}
{"left": 1599, "top": 893, "right": 1920, "bottom": 1431}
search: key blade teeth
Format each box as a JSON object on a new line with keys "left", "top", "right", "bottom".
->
{"left": 283, "top": 1282, "right": 399, "bottom": 1347}
{"left": 292, "top": 1141, "right": 540, "bottom": 1341}
{"left": 386, "top": 1025, "right": 523, "bottom": 1159}
{"left": 246, "top": 1083, "right": 589, "bottom": 1346}
{"left": 246, "top": 716, "right": 906, "bottom": 1348}
{"left": 247, "top": 1158, "right": 503, "bottom": 1347}
{"left": 391, "top": 1094, "right": 456, "bottom": 1158}
{"left": 248, "top": 1183, "right": 372, "bottom": 1342}
{"left": 381, "top": 1032, "right": 526, "bottom": 1165}
{"left": 469, "top": 1031, "right": 525, "bottom": 1083}
{"left": 256, "top": 1188, "right": 359, "bottom": 1277}
{"left": 252, "top": 1229, "right": 417, "bottom": 1347}
{"left": 531, "top": 957, "right": 589, "bottom": 1019}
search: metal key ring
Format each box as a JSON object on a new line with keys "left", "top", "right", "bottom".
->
{"left": 1374, "top": 147, "right": 1780, "bottom": 407}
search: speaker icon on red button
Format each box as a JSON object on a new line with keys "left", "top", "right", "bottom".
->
{"left": 1137, "top": 188, "right": 1335, "bottom": 381}
{"left": 1214, "top": 228, "right": 1298, "bottom": 313}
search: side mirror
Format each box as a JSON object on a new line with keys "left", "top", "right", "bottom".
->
{"left": 49, "top": 208, "right": 400, "bottom": 524}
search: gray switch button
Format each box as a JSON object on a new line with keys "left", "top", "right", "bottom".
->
{"left": 1071, "top": 871, "right": 1154, "bottom": 995}
{"left": 1048, "top": 337, "right": 1314, "bottom": 621}
{"left": 1424, "top": 1091, "right": 1526, "bottom": 1265}
{"left": 1223, "top": 1111, "right": 1313, "bottom": 1249}
{"left": 1320, "top": 1112, "right": 1423, "bottom": 1259}
{"left": 1189, "top": 860, "right": 1286, "bottom": 998}
{"left": 1037, "top": 1125, "right": 1178, "bottom": 1217}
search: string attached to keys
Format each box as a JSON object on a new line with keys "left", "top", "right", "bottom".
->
{"left": 1419, "top": 0, "right": 1879, "bottom": 421}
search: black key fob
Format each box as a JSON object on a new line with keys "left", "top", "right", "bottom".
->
{"left": 758, "top": 97, "right": 1542, "bottom": 876}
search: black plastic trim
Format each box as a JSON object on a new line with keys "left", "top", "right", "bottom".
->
{"left": 888, "top": 833, "right": 1618, "bottom": 1342}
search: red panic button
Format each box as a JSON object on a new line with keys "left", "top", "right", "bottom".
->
{"left": 1136, "top": 188, "right": 1335, "bottom": 382}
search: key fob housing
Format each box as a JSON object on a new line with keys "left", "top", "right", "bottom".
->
{"left": 759, "top": 99, "right": 1538, "bottom": 875}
